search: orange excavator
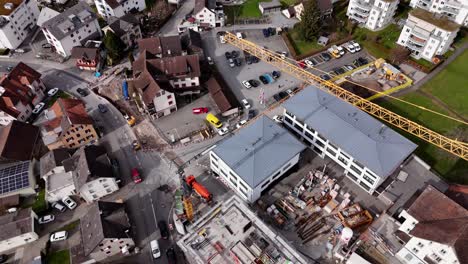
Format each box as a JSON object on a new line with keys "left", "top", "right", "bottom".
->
{"left": 185, "top": 175, "right": 213, "bottom": 203}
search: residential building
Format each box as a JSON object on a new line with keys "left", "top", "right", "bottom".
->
{"left": 259, "top": 0, "right": 282, "bottom": 14}
{"left": 210, "top": 116, "right": 306, "bottom": 203}
{"left": 94, "top": 0, "right": 145, "bottom": 19}
{"left": 282, "top": 86, "right": 417, "bottom": 194}
{"left": 64, "top": 145, "right": 119, "bottom": 203}
{"left": 205, "top": 74, "right": 239, "bottom": 115}
{"left": 179, "top": 0, "right": 224, "bottom": 33}
{"left": 409, "top": 0, "right": 468, "bottom": 26}
{"left": 396, "top": 185, "right": 467, "bottom": 264}
{"left": 397, "top": 8, "right": 460, "bottom": 61}
{"left": 283, "top": 0, "right": 333, "bottom": 20}
{"left": 0, "top": 161, "right": 36, "bottom": 199}
{"left": 0, "top": 121, "right": 42, "bottom": 164}
{"left": 79, "top": 201, "right": 134, "bottom": 262}
{"left": 346, "top": 0, "right": 399, "bottom": 31}
{"left": 36, "top": 7, "right": 59, "bottom": 28}
{"left": 0, "top": 62, "right": 47, "bottom": 125}
{"left": 40, "top": 148, "right": 75, "bottom": 203}
{"left": 0, "top": 0, "right": 40, "bottom": 49}
{"left": 35, "top": 98, "right": 98, "bottom": 150}
{"left": 0, "top": 208, "right": 38, "bottom": 253}
{"left": 40, "top": 2, "right": 102, "bottom": 57}
{"left": 180, "top": 29, "right": 204, "bottom": 58}
{"left": 137, "top": 36, "right": 183, "bottom": 58}
{"left": 103, "top": 14, "right": 141, "bottom": 48}
{"left": 71, "top": 41, "right": 102, "bottom": 71}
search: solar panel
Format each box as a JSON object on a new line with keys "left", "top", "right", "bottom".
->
{"left": 0, "top": 161, "right": 30, "bottom": 195}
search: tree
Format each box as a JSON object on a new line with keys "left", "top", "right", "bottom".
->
{"left": 103, "top": 31, "right": 126, "bottom": 61}
{"left": 389, "top": 45, "right": 411, "bottom": 64}
{"left": 298, "top": 0, "right": 323, "bottom": 41}
{"left": 346, "top": 19, "right": 357, "bottom": 35}
{"left": 128, "top": 52, "right": 135, "bottom": 63}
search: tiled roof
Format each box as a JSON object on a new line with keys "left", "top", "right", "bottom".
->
{"left": 71, "top": 47, "right": 99, "bottom": 60}
{"left": 205, "top": 75, "right": 238, "bottom": 112}
{"left": 0, "top": 121, "right": 40, "bottom": 162}
{"left": 45, "top": 98, "right": 93, "bottom": 131}
{"left": 0, "top": 62, "right": 41, "bottom": 108}
{"left": 0, "top": 208, "right": 34, "bottom": 241}
{"left": 137, "top": 36, "right": 183, "bottom": 57}
{"left": 106, "top": 14, "right": 139, "bottom": 37}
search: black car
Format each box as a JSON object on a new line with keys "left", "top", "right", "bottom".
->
{"left": 336, "top": 68, "right": 346, "bottom": 75}
{"left": 224, "top": 51, "right": 231, "bottom": 60}
{"left": 98, "top": 104, "right": 108, "bottom": 113}
{"left": 158, "top": 221, "right": 169, "bottom": 239}
{"left": 166, "top": 248, "right": 177, "bottom": 264}
{"left": 358, "top": 57, "right": 368, "bottom": 65}
{"left": 248, "top": 109, "right": 256, "bottom": 120}
{"left": 268, "top": 27, "right": 276, "bottom": 36}
{"left": 0, "top": 255, "right": 7, "bottom": 264}
{"left": 249, "top": 80, "right": 260, "bottom": 87}
{"left": 272, "top": 71, "right": 281, "bottom": 79}
{"left": 234, "top": 58, "right": 242, "bottom": 66}
{"left": 251, "top": 56, "right": 259, "bottom": 63}
{"left": 231, "top": 50, "right": 239, "bottom": 58}
{"left": 246, "top": 56, "right": 252, "bottom": 64}
{"left": 278, "top": 91, "right": 289, "bottom": 100}
{"left": 76, "top": 88, "right": 89, "bottom": 97}
{"left": 320, "top": 74, "right": 331, "bottom": 80}
{"left": 262, "top": 28, "right": 270, "bottom": 38}
{"left": 321, "top": 52, "right": 332, "bottom": 61}
{"left": 259, "top": 75, "right": 268, "bottom": 84}
{"left": 273, "top": 94, "right": 281, "bottom": 102}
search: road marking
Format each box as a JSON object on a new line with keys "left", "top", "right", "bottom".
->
{"left": 149, "top": 195, "right": 159, "bottom": 228}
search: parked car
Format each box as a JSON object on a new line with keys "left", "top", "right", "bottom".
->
{"left": 333, "top": 67, "right": 346, "bottom": 75}
{"left": 47, "top": 87, "right": 59, "bottom": 97}
{"left": 241, "top": 99, "right": 251, "bottom": 109}
{"left": 98, "top": 104, "right": 108, "bottom": 113}
{"left": 263, "top": 74, "right": 274, "bottom": 83}
{"left": 273, "top": 94, "right": 281, "bottom": 102}
{"left": 350, "top": 40, "right": 361, "bottom": 51}
{"left": 124, "top": 114, "right": 136, "bottom": 126}
{"left": 241, "top": 80, "right": 252, "bottom": 89}
{"left": 207, "top": 57, "right": 214, "bottom": 65}
{"left": 272, "top": 71, "right": 281, "bottom": 79}
{"left": 321, "top": 52, "right": 332, "bottom": 61}
{"left": 111, "top": 158, "right": 120, "bottom": 181}
{"left": 234, "top": 58, "right": 242, "bottom": 66}
{"left": 320, "top": 74, "right": 331, "bottom": 80}
{"left": 228, "top": 58, "right": 235, "bottom": 68}
{"left": 335, "top": 45, "right": 345, "bottom": 56}
{"left": 278, "top": 91, "right": 289, "bottom": 100}
{"left": 150, "top": 240, "right": 161, "bottom": 259}
{"left": 50, "top": 231, "right": 68, "bottom": 242}
{"left": 76, "top": 87, "right": 89, "bottom": 97}
{"left": 236, "top": 32, "right": 243, "bottom": 39}
{"left": 231, "top": 50, "right": 239, "bottom": 58}
{"left": 246, "top": 56, "right": 253, "bottom": 64}
{"left": 224, "top": 51, "right": 231, "bottom": 60}
{"left": 52, "top": 202, "right": 66, "bottom": 212}
{"left": 248, "top": 79, "right": 260, "bottom": 87}
{"left": 286, "top": 88, "right": 294, "bottom": 96}
{"left": 344, "top": 65, "right": 355, "bottom": 71}
{"left": 192, "top": 107, "right": 209, "bottom": 114}
{"left": 38, "top": 214, "right": 55, "bottom": 224}
{"left": 248, "top": 109, "right": 256, "bottom": 120}
{"left": 272, "top": 115, "right": 283, "bottom": 123}
{"left": 158, "top": 220, "right": 169, "bottom": 239}
{"left": 6, "top": 66, "right": 13, "bottom": 72}
{"left": 217, "top": 126, "right": 229, "bottom": 136}
{"left": 131, "top": 168, "right": 142, "bottom": 183}
{"left": 259, "top": 75, "right": 268, "bottom": 84}
{"left": 262, "top": 28, "right": 270, "bottom": 38}
{"left": 343, "top": 42, "right": 356, "bottom": 53}
{"left": 251, "top": 56, "right": 260, "bottom": 63}
{"left": 166, "top": 247, "right": 177, "bottom": 264}
{"left": 297, "top": 61, "right": 307, "bottom": 69}
{"left": 220, "top": 35, "right": 226, "bottom": 44}
{"left": 32, "top": 102, "right": 45, "bottom": 114}
{"left": 354, "top": 57, "right": 368, "bottom": 67}
{"left": 304, "top": 59, "right": 315, "bottom": 68}
{"left": 62, "top": 196, "right": 77, "bottom": 210}
{"left": 236, "top": 119, "right": 247, "bottom": 129}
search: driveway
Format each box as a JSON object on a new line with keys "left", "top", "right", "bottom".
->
{"left": 159, "top": 0, "right": 195, "bottom": 35}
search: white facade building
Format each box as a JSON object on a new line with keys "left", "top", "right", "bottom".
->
{"left": 395, "top": 185, "right": 467, "bottom": 264}
{"left": 210, "top": 116, "right": 306, "bottom": 203}
{"left": 282, "top": 86, "right": 417, "bottom": 194}
{"left": 347, "top": 0, "right": 399, "bottom": 30}
{"left": 94, "top": 0, "right": 145, "bottom": 19}
{"left": 79, "top": 177, "right": 119, "bottom": 203}
{"left": 40, "top": 2, "right": 102, "bottom": 57}
{"left": 0, "top": 208, "right": 38, "bottom": 253}
{"left": 409, "top": 0, "right": 468, "bottom": 26}
{"left": 187, "top": 0, "right": 224, "bottom": 32}
{"left": 40, "top": 149, "right": 76, "bottom": 203}
{"left": 0, "top": 0, "right": 40, "bottom": 49}
{"left": 397, "top": 8, "right": 460, "bottom": 61}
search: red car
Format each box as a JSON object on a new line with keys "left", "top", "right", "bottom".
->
{"left": 297, "top": 61, "right": 307, "bottom": 69}
{"left": 131, "top": 168, "right": 142, "bottom": 183}
{"left": 192, "top": 107, "right": 209, "bottom": 114}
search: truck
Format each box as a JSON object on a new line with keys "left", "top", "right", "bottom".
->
{"left": 185, "top": 175, "right": 212, "bottom": 202}
{"left": 122, "top": 80, "right": 129, "bottom": 100}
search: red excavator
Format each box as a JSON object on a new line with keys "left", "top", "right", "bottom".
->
{"left": 185, "top": 175, "right": 212, "bottom": 203}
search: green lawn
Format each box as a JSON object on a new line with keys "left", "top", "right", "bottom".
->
{"left": 288, "top": 27, "right": 323, "bottom": 55}
{"left": 31, "top": 189, "right": 47, "bottom": 214}
{"left": 353, "top": 24, "right": 401, "bottom": 59}
{"left": 224, "top": 0, "right": 267, "bottom": 22}
{"left": 46, "top": 250, "right": 70, "bottom": 264}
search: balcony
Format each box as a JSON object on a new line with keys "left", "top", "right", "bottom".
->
{"left": 409, "top": 34, "right": 427, "bottom": 44}
{"left": 406, "top": 40, "right": 424, "bottom": 51}
{"left": 350, "top": 13, "right": 368, "bottom": 23}
{"left": 352, "top": 6, "right": 371, "bottom": 16}
{"left": 351, "top": 1, "right": 372, "bottom": 11}
{"left": 441, "top": 5, "right": 459, "bottom": 15}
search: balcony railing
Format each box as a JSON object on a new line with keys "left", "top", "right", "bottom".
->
{"left": 441, "top": 5, "right": 460, "bottom": 15}
{"left": 352, "top": 6, "right": 371, "bottom": 15}
{"left": 352, "top": 1, "right": 372, "bottom": 11}
{"left": 409, "top": 34, "right": 427, "bottom": 44}
{"left": 350, "top": 13, "right": 368, "bottom": 23}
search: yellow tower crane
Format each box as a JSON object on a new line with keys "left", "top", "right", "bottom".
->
{"left": 223, "top": 32, "right": 468, "bottom": 160}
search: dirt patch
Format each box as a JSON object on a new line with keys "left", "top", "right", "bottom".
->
{"left": 134, "top": 119, "right": 170, "bottom": 151}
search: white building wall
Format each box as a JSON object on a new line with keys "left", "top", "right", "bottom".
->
{"left": 0, "top": 112, "right": 17, "bottom": 126}
{"left": 410, "top": 0, "right": 468, "bottom": 26}
{"left": 0, "top": 101, "right": 33, "bottom": 126}
{"left": 171, "top": 77, "right": 199, "bottom": 88}
{"left": 397, "top": 237, "right": 460, "bottom": 264}
{"left": 45, "top": 168, "right": 76, "bottom": 203}
{"left": 95, "top": 0, "right": 145, "bottom": 18}
{"left": 152, "top": 90, "right": 177, "bottom": 115}
{"left": 0, "top": 0, "right": 40, "bottom": 49}
{"left": 79, "top": 177, "right": 119, "bottom": 203}
{"left": 283, "top": 110, "right": 382, "bottom": 193}
{"left": 347, "top": 0, "right": 398, "bottom": 30}
{"left": 209, "top": 151, "right": 301, "bottom": 203}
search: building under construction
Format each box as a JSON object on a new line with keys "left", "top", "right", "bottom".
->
{"left": 177, "top": 196, "right": 308, "bottom": 264}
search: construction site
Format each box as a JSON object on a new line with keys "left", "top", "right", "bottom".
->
{"left": 177, "top": 196, "right": 308, "bottom": 264}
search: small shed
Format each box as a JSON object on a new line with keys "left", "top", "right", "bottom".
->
{"left": 259, "top": 0, "right": 282, "bottom": 14}
{"left": 317, "top": 36, "right": 329, "bottom": 46}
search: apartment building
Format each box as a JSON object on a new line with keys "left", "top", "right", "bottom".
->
{"left": 40, "top": 2, "right": 102, "bottom": 57}
{"left": 94, "top": 0, "right": 145, "bottom": 19}
{"left": 347, "top": 0, "right": 399, "bottom": 30}
{"left": 210, "top": 116, "right": 306, "bottom": 203}
{"left": 0, "top": 62, "right": 47, "bottom": 125}
{"left": 283, "top": 0, "right": 333, "bottom": 20}
{"left": 103, "top": 14, "right": 141, "bottom": 48}
{"left": 0, "top": 0, "right": 40, "bottom": 49}
{"left": 397, "top": 8, "right": 460, "bottom": 61}
{"left": 64, "top": 145, "right": 119, "bottom": 203}
{"left": 40, "top": 148, "right": 75, "bottom": 203}
{"left": 396, "top": 185, "right": 467, "bottom": 264}
{"left": 71, "top": 41, "right": 103, "bottom": 71}
{"left": 410, "top": 0, "right": 468, "bottom": 26}
{"left": 35, "top": 98, "right": 98, "bottom": 150}
{"left": 0, "top": 208, "right": 38, "bottom": 253}
{"left": 282, "top": 86, "right": 417, "bottom": 194}
{"left": 178, "top": 0, "right": 224, "bottom": 32}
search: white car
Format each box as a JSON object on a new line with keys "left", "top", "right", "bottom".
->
{"left": 217, "top": 127, "right": 229, "bottom": 136}
{"left": 304, "top": 59, "right": 315, "bottom": 68}
{"left": 335, "top": 45, "right": 345, "bottom": 55}
{"left": 220, "top": 35, "right": 226, "bottom": 43}
{"left": 272, "top": 115, "right": 283, "bottom": 123}
{"left": 350, "top": 40, "right": 361, "bottom": 51}
{"left": 241, "top": 99, "right": 251, "bottom": 109}
{"left": 344, "top": 43, "right": 356, "bottom": 53}
{"left": 242, "top": 80, "right": 252, "bottom": 89}
{"left": 62, "top": 196, "right": 77, "bottom": 210}
{"left": 52, "top": 202, "right": 66, "bottom": 212}
{"left": 286, "top": 89, "right": 294, "bottom": 96}
{"left": 150, "top": 240, "right": 161, "bottom": 259}
{"left": 50, "top": 231, "right": 68, "bottom": 242}
{"left": 48, "top": 88, "right": 59, "bottom": 97}
{"left": 38, "top": 214, "right": 55, "bottom": 224}
{"left": 236, "top": 119, "right": 247, "bottom": 129}
{"left": 236, "top": 32, "right": 243, "bottom": 39}
{"left": 32, "top": 102, "right": 45, "bottom": 114}
{"left": 207, "top": 57, "right": 214, "bottom": 65}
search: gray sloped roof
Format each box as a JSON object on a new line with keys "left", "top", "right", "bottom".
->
{"left": 213, "top": 116, "right": 306, "bottom": 188}
{"left": 283, "top": 86, "right": 417, "bottom": 177}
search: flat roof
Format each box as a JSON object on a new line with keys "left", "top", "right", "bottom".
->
{"left": 177, "top": 196, "right": 308, "bottom": 264}
{"left": 212, "top": 116, "right": 305, "bottom": 188}
{"left": 283, "top": 86, "right": 417, "bottom": 177}
{"left": 409, "top": 8, "right": 460, "bottom": 32}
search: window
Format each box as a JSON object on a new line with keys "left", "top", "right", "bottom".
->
{"left": 168, "top": 100, "right": 173, "bottom": 105}
{"left": 305, "top": 130, "right": 314, "bottom": 140}
{"left": 167, "top": 95, "right": 172, "bottom": 99}
{"left": 229, "top": 177, "right": 237, "bottom": 187}
{"left": 210, "top": 153, "right": 218, "bottom": 161}
{"left": 92, "top": 194, "right": 98, "bottom": 199}
{"left": 211, "top": 160, "right": 218, "bottom": 168}
{"left": 106, "top": 188, "right": 112, "bottom": 193}
{"left": 220, "top": 170, "right": 227, "bottom": 177}
{"left": 338, "top": 156, "right": 348, "bottom": 165}
{"left": 315, "top": 140, "right": 324, "bottom": 148}
{"left": 363, "top": 175, "right": 374, "bottom": 185}
{"left": 260, "top": 180, "right": 270, "bottom": 189}
{"left": 412, "top": 248, "right": 419, "bottom": 253}
{"left": 239, "top": 180, "right": 248, "bottom": 190}
{"left": 272, "top": 171, "right": 281, "bottom": 179}
{"left": 350, "top": 165, "right": 361, "bottom": 175}
{"left": 359, "top": 181, "right": 370, "bottom": 191}
{"left": 404, "top": 253, "right": 413, "bottom": 261}
{"left": 417, "top": 242, "right": 424, "bottom": 248}
{"left": 327, "top": 148, "right": 336, "bottom": 157}
{"left": 293, "top": 121, "right": 302, "bottom": 131}
{"left": 440, "top": 249, "right": 446, "bottom": 254}
{"left": 348, "top": 173, "right": 358, "bottom": 181}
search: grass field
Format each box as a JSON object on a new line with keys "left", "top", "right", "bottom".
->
{"left": 353, "top": 24, "right": 401, "bottom": 59}
{"left": 377, "top": 50, "right": 468, "bottom": 183}
{"left": 47, "top": 250, "right": 70, "bottom": 264}
{"left": 224, "top": 0, "right": 267, "bottom": 22}
{"left": 287, "top": 27, "right": 323, "bottom": 55}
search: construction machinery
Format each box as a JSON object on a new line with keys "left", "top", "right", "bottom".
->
{"left": 185, "top": 175, "right": 213, "bottom": 203}
{"left": 223, "top": 32, "right": 467, "bottom": 160}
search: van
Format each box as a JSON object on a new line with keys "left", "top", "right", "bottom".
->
{"left": 206, "top": 113, "right": 222, "bottom": 128}
{"left": 150, "top": 240, "right": 161, "bottom": 258}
